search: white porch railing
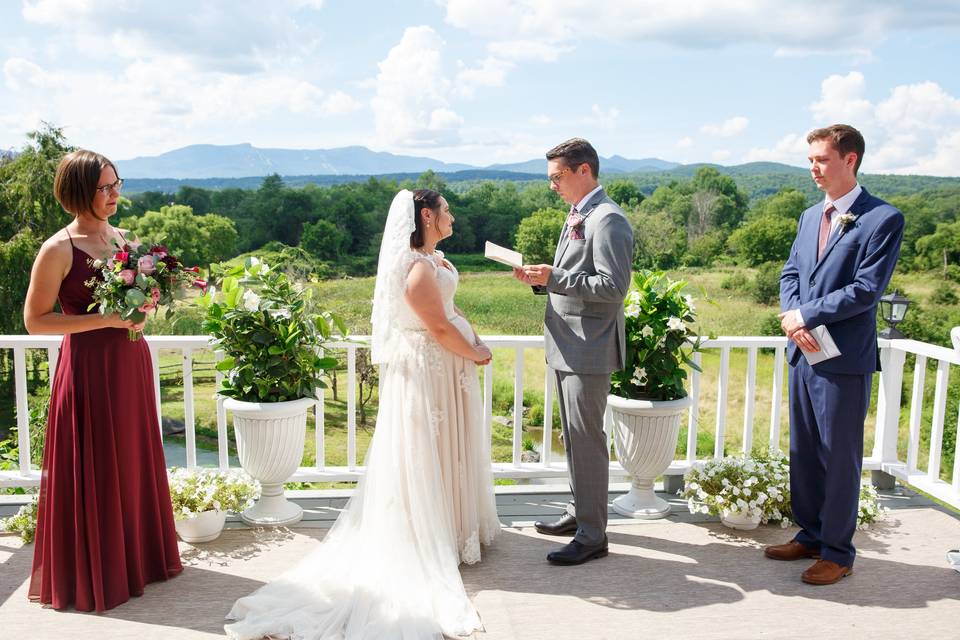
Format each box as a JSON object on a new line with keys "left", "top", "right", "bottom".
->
{"left": 1, "top": 333, "right": 959, "bottom": 512}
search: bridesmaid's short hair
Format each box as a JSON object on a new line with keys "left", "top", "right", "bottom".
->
{"left": 53, "top": 149, "right": 118, "bottom": 217}
{"left": 410, "top": 188, "right": 442, "bottom": 249}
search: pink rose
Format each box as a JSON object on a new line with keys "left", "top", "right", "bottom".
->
{"left": 137, "top": 255, "right": 156, "bottom": 275}
{"left": 119, "top": 269, "right": 136, "bottom": 285}
{"left": 151, "top": 287, "right": 161, "bottom": 302}
{"left": 138, "top": 302, "right": 155, "bottom": 313}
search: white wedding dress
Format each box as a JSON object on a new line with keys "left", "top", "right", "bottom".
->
{"left": 225, "top": 245, "right": 500, "bottom": 640}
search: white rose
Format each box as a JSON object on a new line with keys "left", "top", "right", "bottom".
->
{"left": 242, "top": 289, "right": 261, "bottom": 311}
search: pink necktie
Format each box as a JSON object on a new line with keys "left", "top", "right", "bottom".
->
{"left": 817, "top": 203, "right": 837, "bottom": 259}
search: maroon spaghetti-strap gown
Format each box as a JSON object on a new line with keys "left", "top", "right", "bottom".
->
{"left": 28, "top": 238, "right": 182, "bottom": 612}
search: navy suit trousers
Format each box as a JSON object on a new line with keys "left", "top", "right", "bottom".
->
{"left": 788, "top": 358, "right": 872, "bottom": 567}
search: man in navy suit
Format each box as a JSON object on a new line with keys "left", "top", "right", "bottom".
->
{"left": 765, "top": 124, "right": 904, "bottom": 585}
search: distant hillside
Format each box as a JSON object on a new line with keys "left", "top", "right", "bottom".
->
{"left": 119, "top": 143, "right": 475, "bottom": 179}
{"left": 487, "top": 155, "right": 678, "bottom": 174}
{"left": 117, "top": 143, "right": 680, "bottom": 180}
{"left": 123, "top": 169, "right": 543, "bottom": 194}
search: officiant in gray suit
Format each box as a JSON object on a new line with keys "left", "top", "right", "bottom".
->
{"left": 513, "top": 138, "right": 633, "bottom": 565}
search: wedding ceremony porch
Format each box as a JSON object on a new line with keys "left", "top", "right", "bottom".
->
{"left": 1, "top": 333, "right": 959, "bottom": 638}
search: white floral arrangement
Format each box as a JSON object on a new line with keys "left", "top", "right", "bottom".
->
{"left": 857, "top": 483, "right": 888, "bottom": 529}
{"left": 168, "top": 467, "right": 260, "bottom": 521}
{"left": 0, "top": 495, "right": 38, "bottom": 543}
{"left": 683, "top": 448, "right": 889, "bottom": 529}
{"left": 682, "top": 448, "right": 792, "bottom": 527}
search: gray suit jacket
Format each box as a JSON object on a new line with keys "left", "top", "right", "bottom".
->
{"left": 544, "top": 189, "right": 634, "bottom": 374}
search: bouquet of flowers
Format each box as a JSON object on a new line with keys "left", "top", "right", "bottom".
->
{"left": 85, "top": 238, "right": 205, "bottom": 340}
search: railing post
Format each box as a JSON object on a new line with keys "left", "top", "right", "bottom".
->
{"left": 872, "top": 344, "right": 906, "bottom": 489}
{"left": 871, "top": 346, "right": 907, "bottom": 489}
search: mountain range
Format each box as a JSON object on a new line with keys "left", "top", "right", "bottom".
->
{"left": 117, "top": 143, "right": 685, "bottom": 179}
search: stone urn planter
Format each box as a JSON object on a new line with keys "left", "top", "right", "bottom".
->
{"left": 609, "top": 393, "right": 692, "bottom": 519}
{"left": 720, "top": 509, "right": 761, "bottom": 531}
{"left": 225, "top": 396, "right": 315, "bottom": 526}
{"left": 175, "top": 509, "right": 227, "bottom": 543}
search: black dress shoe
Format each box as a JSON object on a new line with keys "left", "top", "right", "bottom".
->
{"left": 547, "top": 537, "right": 609, "bottom": 565}
{"left": 534, "top": 513, "right": 578, "bottom": 536}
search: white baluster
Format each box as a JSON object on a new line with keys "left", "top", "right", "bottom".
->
{"left": 542, "top": 366, "right": 553, "bottom": 466}
{"left": 714, "top": 347, "right": 730, "bottom": 459}
{"left": 214, "top": 350, "right": 228, "bottom": 470}
{"left": 513, "top": 347, "right": 524, "bottom": 467}
{"left": 687, "top": 351, "right": 702, "bottom": 463}
{"left": 907, "top": 355, "right": 927, "bottom": 473}
{"left": 927, "top": 360, "right": 949, "bottom": 482}
{"left": 769, "top": 345, "right": 785, "bottom": 451}
{"left": 742, "top": 346, "right": 757, "bottom": 454}
{"left": 14, "top": 347, "right": 30, "bottom": 475}
{"left": 183, "top": 348, "right": 196, "bottom": 469}
{"left": 347, "top": 346, "right": 357, "bottom": 470}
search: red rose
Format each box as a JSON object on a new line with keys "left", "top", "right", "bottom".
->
{"left": 114, "top": 251, "right": 129, "bottom": 263}
{"left": 193, "top": 279, "right": 208, "bottom": 293}
{"left": 185, "top": 266, "right": 200, "bottom": 273}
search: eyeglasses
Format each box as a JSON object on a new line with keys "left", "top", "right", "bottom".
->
{"left": 95, "top": 179, "right": 124, "bottom": 195}
{"left": 548, "top": 168, "right": 570, "bottom": 185}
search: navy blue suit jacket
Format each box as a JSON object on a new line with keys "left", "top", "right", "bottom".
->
{"left": 780, "top": 188, "right": 904, "bottom": 375}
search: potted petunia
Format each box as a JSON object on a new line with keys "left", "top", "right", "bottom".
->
{"left": 168, "top": 467, "right": 260, "bottom": 542}
{"left": 608, "top": 270, "right": 703, "bottom": 519}
{"left": 198, "top": 257, "right": 345, "bottom": 526}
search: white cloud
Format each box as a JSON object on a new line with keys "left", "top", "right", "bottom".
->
{"left": 371, "top": 26, "right": 463, "bottom": 147}
{"left": 321, "top": 91, "right": 363, "bottom": 115}
{"left": 21, "top": 0, "right": 324, "bottom": 73}
{"left": 530, "top": 115, "right": 552, "bottom": 126}
{"left": 712, "top": 149, "right": 732, "bottom": 162}
{"left": 676, "top": 136, "right": 694, "bottom": 149}
{"left": 440, "top": 0, "right": 960, "bottom": 55}
{"left": 701, "top": 116, "right": 749, "bottom": 137}
{"left": 3, "top": 57, "right": 57, "bottom": 90}
{"left": 455, "top": 57, "right": 514, "bottom": 98}
{"left": 747, "top": 73, "right": 960, "bottom": 175}
{"left": 584, "top": 104, "right": 620, "bottom": 130}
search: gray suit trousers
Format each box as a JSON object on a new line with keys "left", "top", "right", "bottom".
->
{"left": 555, "top": 369, "right": 610, "bottom": 545}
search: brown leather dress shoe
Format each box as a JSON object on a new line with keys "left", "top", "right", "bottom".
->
{"left": 764, "top": 540, "right": 820, "bottom": 561}
{"left": 802, "top": 559, "right": 852, "bottom": 585}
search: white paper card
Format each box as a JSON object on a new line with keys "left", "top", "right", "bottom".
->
{"left": 801, "top": 324, "right": 841, "bottom": 365}
{"left": 484, "top": 241, "right": 522, "bottom": 269}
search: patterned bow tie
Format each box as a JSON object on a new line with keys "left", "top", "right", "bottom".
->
{"left": 567, "top": 209, "right": 585, "bottom": 240}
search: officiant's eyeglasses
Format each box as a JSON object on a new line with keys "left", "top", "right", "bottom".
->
{"left": 548, "top": 168, "right": 570, "bottom": 185}
{"left": 95, "top": 179, "right": 124, "bottom": 195}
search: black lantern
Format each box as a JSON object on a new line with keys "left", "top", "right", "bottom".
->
{"left": 878, "top": 290, "right": 911, "bottom": 339}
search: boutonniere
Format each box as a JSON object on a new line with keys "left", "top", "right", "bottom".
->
{"left": 566, "top": 211, "right": 586, "bottom": 240}
{"left": 837, "top": 213, "right": 857, "bottom": 230}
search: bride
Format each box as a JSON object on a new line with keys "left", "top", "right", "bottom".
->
{"left": 225, "top": 189, "right": 500, "bottom": 639}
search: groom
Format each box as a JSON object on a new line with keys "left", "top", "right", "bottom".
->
{"left": 767, "top": 124, "right": 903, "bottom": 585}
{"left": 514, "top": 138, "right": 633, "bottom": 565}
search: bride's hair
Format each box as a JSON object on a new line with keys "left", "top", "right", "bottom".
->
{"left": 410, "top": 188, "right": 442, "bottom": 248}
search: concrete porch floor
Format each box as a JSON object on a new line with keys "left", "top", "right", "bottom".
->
{"left": 1, "top": 485, "right": 958, "bottom": 639}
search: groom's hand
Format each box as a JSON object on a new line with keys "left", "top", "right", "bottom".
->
{"left": 512, "top": 266, "right": 532, "bottom": 284}
{"left": 521, "top": 264, "right": 552, "bottom": 286}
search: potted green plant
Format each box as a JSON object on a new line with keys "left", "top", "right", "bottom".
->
{"left": 608, "top": 270, "right": 703, "bottom": 519}
{"left": 198, "top": 257, "right": 344, "bottom": 526}
{"left": 168, "top": 467, "right": 260, "bottom": 542}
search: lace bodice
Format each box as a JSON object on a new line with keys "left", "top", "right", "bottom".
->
{"left": 395, "top": 252, "right": 459, "bottom": 330}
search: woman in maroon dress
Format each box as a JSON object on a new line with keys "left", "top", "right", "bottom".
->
{"left": 23, "top": 149, "right": 182, "bottom": 612}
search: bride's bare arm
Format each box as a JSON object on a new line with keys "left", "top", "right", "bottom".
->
{"left": 405, "top": 261, "right": 491, "bottom": 364}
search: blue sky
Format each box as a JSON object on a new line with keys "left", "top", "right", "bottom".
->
{"left": 2, "top": 1, "right": 960, "bottom": 174}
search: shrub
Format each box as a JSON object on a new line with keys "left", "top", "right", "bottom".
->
{"left": 752, "top": 261, "right": 782, "bottom": 305}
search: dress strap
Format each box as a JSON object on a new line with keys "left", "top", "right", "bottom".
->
{"left": 64, "top": 227, "right": 75, "bottom": 248}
